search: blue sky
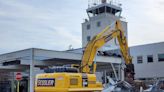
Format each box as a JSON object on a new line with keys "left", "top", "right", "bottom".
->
{"left": 0, "top": 0, "right": 164, "bottom": 54}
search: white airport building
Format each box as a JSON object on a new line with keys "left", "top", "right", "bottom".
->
{"left": 0, "top": 0, "right": 164, "bottom": 92}
{"left": 130, "top": 42, "right": 164, "bottom": 80}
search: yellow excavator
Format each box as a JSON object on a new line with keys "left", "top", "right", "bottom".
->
{"left": 35, "top": 20, "right": 135, "bottom": 92}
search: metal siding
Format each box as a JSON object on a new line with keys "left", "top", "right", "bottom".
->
{"left": 130, "top": 42, "right": 164, "bottom": 78}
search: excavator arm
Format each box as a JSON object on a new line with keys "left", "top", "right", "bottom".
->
{"left": 81, "top": 20, "right": 134, "bottom": 78}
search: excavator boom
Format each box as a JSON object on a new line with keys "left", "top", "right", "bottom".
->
{"left": 81, "top": 20, "right": 134, "bottom": 78}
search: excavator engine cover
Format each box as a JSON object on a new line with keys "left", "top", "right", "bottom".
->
{"left": 35, "top": 73, "right": 102, "bottom": 92}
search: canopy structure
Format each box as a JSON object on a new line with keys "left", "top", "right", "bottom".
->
{"left": 0, "top": 48, "right": 122, "bottom": 92}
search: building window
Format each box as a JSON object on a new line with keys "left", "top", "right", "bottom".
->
{"left": 97, "top": 21, "right": 101, "bottom": 27}
{"left": 87, "top": 36, "right": 91, "bottom": 41}
{"left": 158, "top": 53, "right": 164, "bottom": 62}
{"left": 137, "top": 56, "right": 143, "bottom": 64}
{"left": 147, "top": 55, "right": 153, "bottom": 63}
{"left": 86, "top": 24, "right": 90, "bottom": 30}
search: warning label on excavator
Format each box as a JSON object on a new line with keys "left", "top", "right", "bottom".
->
{"left": 37, "top": 78, "right": 55, "bottom": 86}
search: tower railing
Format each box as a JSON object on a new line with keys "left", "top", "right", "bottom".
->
{"left": 88, "top": 0, "right": 122, "bottom": 8}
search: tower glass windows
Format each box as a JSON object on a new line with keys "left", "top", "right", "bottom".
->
{"left": 87, "top": 36, "right": 91, "bottom": 41}
{"left": 87, "top": 24, "right": 90, "bottom": 30}
{"left": 97, "top": 21, "right": 101, "bottom": 27}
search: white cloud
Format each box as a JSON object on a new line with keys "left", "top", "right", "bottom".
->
{"left": 120, "top": 0, "right": 164, "bottom": 46}
{"left": 0, "top": 0, "right": 85, "bottom": 54}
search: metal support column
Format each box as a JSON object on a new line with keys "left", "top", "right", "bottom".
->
{"left": 121, "top": 61, "right": 125, "bottom": 81}
{"left": 11, "top": 78, "right": 15, "bottom": 92}
{"left": 104, "top": 70, "right": 107, "bottom": 84}
{"left": 110, "top": 63, "right": 118, "bottom": 80}
{"left": 118, "top": 64, "right": 121, "bottom": 80}
{"left": 30, "top": 48, "right": 34, "bottom": 92}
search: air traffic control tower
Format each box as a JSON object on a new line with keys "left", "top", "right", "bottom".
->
{"left": 82, "top": 0, "right": 128, "bottom": 50}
